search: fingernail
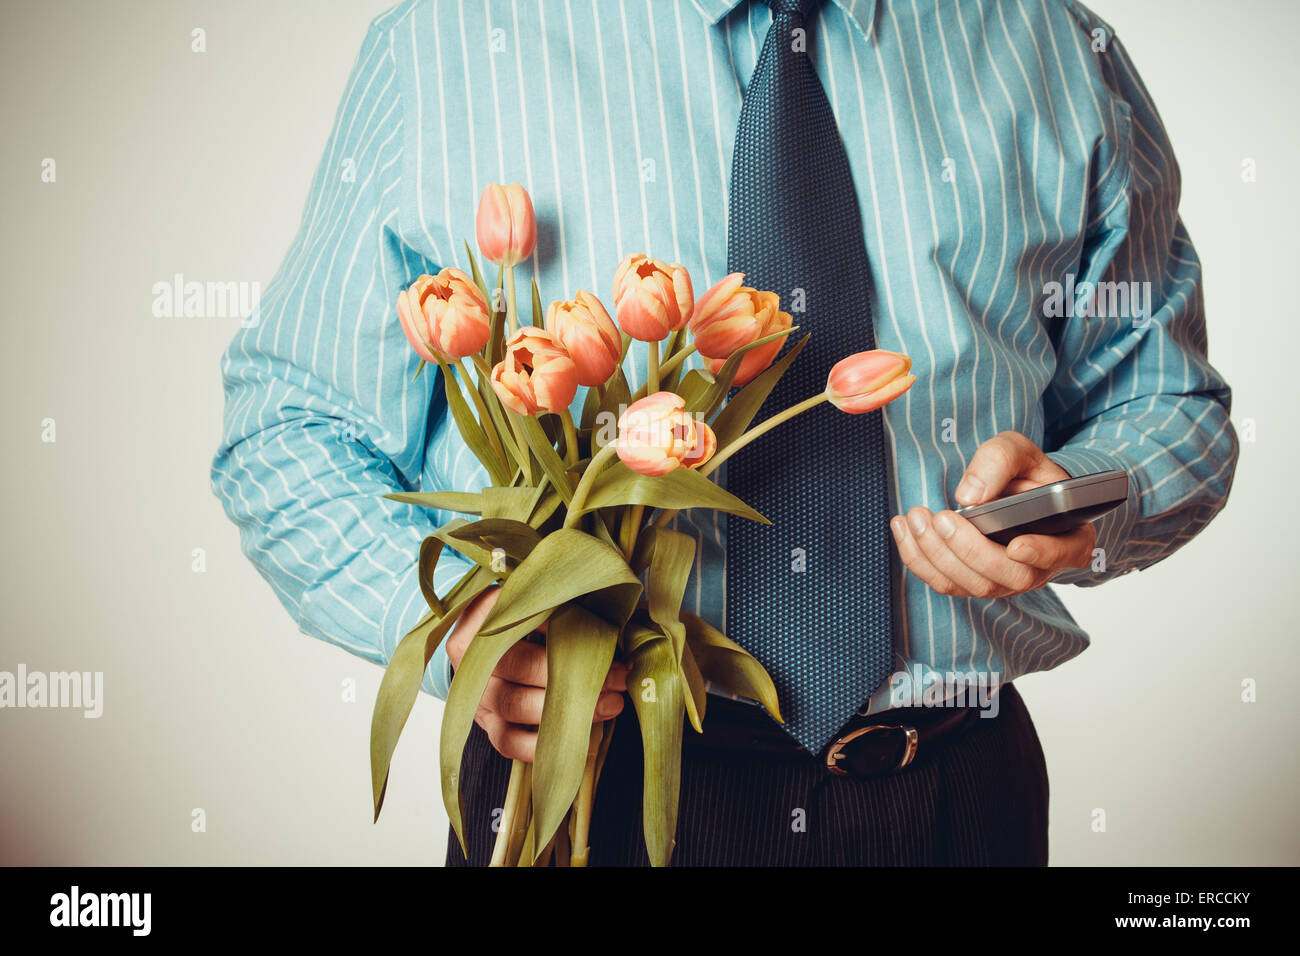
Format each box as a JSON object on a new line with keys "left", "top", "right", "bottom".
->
{"left": 890, "top": 517, "right": 905, "bottom": 542}
{"left": 907, "top": 511, "right": 928, "bottom": 537}
{"left": 933, "top": 512, "right": 955, "bottom": 539}
{"left": 1014, "top": 544, "right": 1039, "bottom": 563}
{"left": 955, "top": 475, "right": 985, "bottom": 505}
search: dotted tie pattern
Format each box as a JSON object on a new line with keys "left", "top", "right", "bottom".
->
{"left": 724, "top": 0, "right": 895, "bottom": 754}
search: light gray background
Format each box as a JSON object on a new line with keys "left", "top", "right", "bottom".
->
{"left": 1, "top": 0, "right": 1294, "bottom": 865}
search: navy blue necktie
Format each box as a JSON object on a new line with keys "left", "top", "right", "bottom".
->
{"left": 724, "top": 0, "right": 894, "bottom": 754}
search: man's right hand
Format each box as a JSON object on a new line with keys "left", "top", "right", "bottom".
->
{"left": 445, "top": 586, "right": 630, "bottom": 762}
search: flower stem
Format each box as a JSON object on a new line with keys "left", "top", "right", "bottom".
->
{"left": 470, "top": 353, "right": 529, "bottom": 476}
{"left": 563, "top": 442, "right": 619, "bottom": 529}
{"left": 647, "top": 339, "right": 660, "bottom": 393}
{"left": 659, "top": 342, "right": 697, "bottom": 379}
{"left": 700, "top": 391, "right": 829, "bottom": 479}
{"left": 620, "top": 504, "right": 646, "bottom": 561}
{"left": 505, "top": 265, "right": 520, "bottom": 335}
{"left": 489, "top": 758, "right": 528, "bottom": 867}
{"left": 455, "top": 357, "right": 507, "bottom": 471}
{"left": 568, "top": 724, "right": 602, "bottom": 867}
{"left": 560, "top": 408, "right": 580, "bottom": 466}
{"left": 506, "top": 762, "right": 533, "bottom": 865}
{"left": 650, "top": 390, "right": 831, "bottom": 533}
{"left": 505, "top": 409, "right": 534, "bottom": 485}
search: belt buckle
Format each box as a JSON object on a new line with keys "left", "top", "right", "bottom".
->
{"left": 825, "top": 723, "right": 920, "bottom": 776}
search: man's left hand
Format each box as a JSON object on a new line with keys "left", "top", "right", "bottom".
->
{"left": 890, "top": 430, "right": 1096, "bottom": 599}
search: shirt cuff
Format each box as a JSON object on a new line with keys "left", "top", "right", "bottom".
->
{"left": 379, "top": 550, "right": 476, "bottom": 701}
{"left": 1043, "top": 443, "right": 1141, "bottom": 585}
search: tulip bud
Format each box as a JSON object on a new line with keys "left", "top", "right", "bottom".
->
{"left": 689, "top": 273, "right": 792, "bottom": 386}
{"left": 490, "top": 326, "right": 579, "bottom": 416}
{"left": 544, "top": 290, "right": 621, "bottom": 387}
{"left": 476, "top": 182, "right": 538, "bottom": 267}
{"left": 825, "top": 350, "right": 916, "bottom": 414}
{"left": 681, "top": 420, "right": 717, "bottom": 471}
{"left": 396, "top": 268, "right": 492, "bottom": 362}
{"left": 616, "top": 391, "right": 700, "bottom": 476}
{"left": 611, "top": 254, "right": 694, "bottom": 342}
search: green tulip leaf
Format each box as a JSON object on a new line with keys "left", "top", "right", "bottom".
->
{"left": 647, "top": 528, "right": 695, "bottom": 663}
{"left": 531, "top": 275, "right": 545, "bottom": 329}
{"left": 709, "top": 333, "right": 812, "bottom": 447}
{"left": 627, "top": 635, "right": 684, "bottom": 867}
{"left": 679, "top": 640, "right": 708, "bottom": 734}
{"left": 528, "top": 487, "right": 564, "bottom": 530}
{"left": 440, "top": 608, "right": 552, "bottom": 851}
{"left": 477, "top": 528, "right": 642, "bottom": 636}
{"left": 371, "top": 565, "right": 493, "bottom": 821}
{"left": 572, "top": 461, "right": 768, "bottom": 525}
{"left": 530, "top": 603, "right": 619, "bottom": 859}
{"left": 681, "top": 609, "right": 783, "bottom": 723}
{"left": 517, "top": 413, "right": 576, "bottom": 503}
{"left": 432, "top": 519, "right": 504, "bottom": 576}
{"left": 463, "top": 240, "right": 490, "bottom": 304}
{"left": 593, "top": 368, "right": 631, "bottom": 451}
{"left": 675, "top": 368, "right": 715, "bottom": 410}
{"left": 446, "top": 517, "right": 542, "bottom": 568}
{"left": 433, "top": 355, "right": 511, "bottom": 486}
{"left": 385, "top": 490, "right": 484, "bottom": 515}
{"left": 417, "top": 535, "right": 447, "bottom": 616}
{"left": 482, "top": 485, "right": 540, "bottom": 521}
{"left": 688, "top": 326, "right": 801, "bottom": 417}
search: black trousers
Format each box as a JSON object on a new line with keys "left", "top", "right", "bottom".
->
{"left": 446, "top": 683, "right": 1048, "bottom": 866}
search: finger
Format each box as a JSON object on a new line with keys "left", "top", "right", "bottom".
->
{"left": 485, "top": 675, "right": 546, "bottom": 725}
{"left": 1005, "top": 523, "right": 1096, "bottom": 572}
{"left": 907, "top": 507, "right": 1011, "bottom": 598}
{"left": 487, "top": 677, "right": 624, "bottom": 726}
{"left": 493, "top": 640, "right": 548, "bottom": 687}
{"left": 594, "top": 691, "right": 625, "bottom": 722}
{"left": 928, "top": 510, "right": 1047, "bottom": 595}
{"left": 891, "top": 513, "right": 961, "bottom": 596}
{"left": 446, "top": 586, "right": 502, "bottom": 666}
{"left": 954, "top": 431, "right": 1041, "bottom": 506}
{"left": 602, "top": 661, "right": 632, "bottom": 693}
{"left": 955, "top": 431, "right": 1058, "bottom": 506}
{"left": 477, "top": 711, "right": 537, "bottom": 762}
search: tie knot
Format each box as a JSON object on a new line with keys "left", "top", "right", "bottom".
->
{"left": 768, "top": 0, "right": 811, "bottom": 21}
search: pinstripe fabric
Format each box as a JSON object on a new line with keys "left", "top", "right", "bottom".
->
{"left": 446, "top": 683, "right": 1048, "bottom": 865}
{"left": 211, "top": 0, "right": 1236, "bottom": 706}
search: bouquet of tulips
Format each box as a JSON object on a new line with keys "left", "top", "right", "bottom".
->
{"left": 369, "top": 182, "right": 915, "bottom": 866}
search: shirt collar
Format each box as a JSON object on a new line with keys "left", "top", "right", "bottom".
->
{"left": 687, "top": 0, "right": 878, "bottom": 42}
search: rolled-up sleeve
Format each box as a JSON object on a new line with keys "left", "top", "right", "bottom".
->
{"left": 1042, "top": 21, "right": 1238, "bottom": 585}
{"left": 210, "top": 13, "right": 472, "bottom": 696}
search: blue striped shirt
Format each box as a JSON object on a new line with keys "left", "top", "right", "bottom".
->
{"left": 211, "top": 0, "right": 1237, "bottom": 712}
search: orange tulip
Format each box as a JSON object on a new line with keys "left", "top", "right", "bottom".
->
{"left": 396, "top": 268, "right": 492, "bottom": 362}
{"left": 490, "top": 326, "right": 578, "bottom": 416}
{"left": 611, "top": 254, "right": 694, "bottom": 342}
{"left": 681, "top": 420, "right": 717, "bottom": 471}
{"left": 689, "top": 272, "right": 792, "bottom": 386}
{"left": 476, "top": 182, "right": 537, "bottom": 267}
{"left": 825, "top": 350, "right": 916, "bottom": 413}
{"left": 544, "top": 290, "right": 621, "bottom": 387}
{"left": 616, "top": 391, "right": 700, "bottom": 476}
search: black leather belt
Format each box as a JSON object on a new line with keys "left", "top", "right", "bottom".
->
{"left": 685, "top": 692, "right": 982, "bottom": 779}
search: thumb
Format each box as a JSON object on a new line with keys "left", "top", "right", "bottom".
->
{"left": 955, "top": 431, "right": 1042, "bottom": 506}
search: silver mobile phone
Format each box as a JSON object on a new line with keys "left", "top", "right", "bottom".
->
{"left": 953, "top": 470, "right": 1129, "bottom": 545}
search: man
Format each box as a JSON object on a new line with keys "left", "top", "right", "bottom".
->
{"left": 212, "top": 0, "right": 1236, "bottom": 866}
